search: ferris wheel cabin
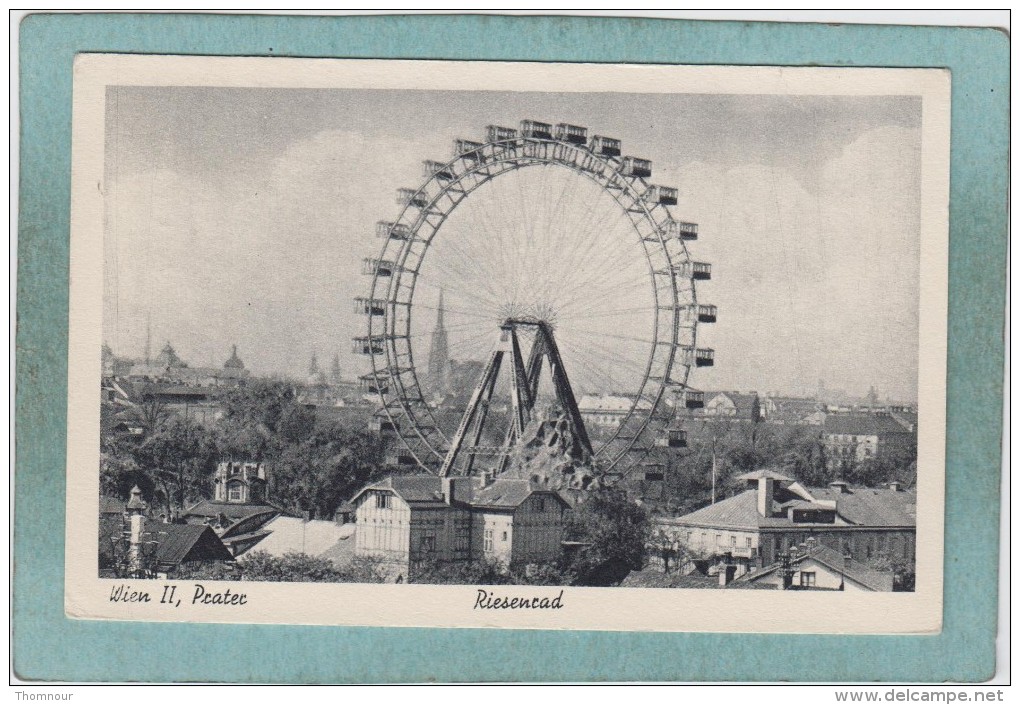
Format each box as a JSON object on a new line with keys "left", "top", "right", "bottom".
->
{"left": 359, "top": 373, "right": 389, "bottom": 395}
{"left": 669, "top": 221, "right": 698, "bottom": 241}
{"left": 554, "top": 123, "right": 588, "bottom": 145}
{"left": 697, "top": 304, "right": 718, "bottom": 323}
{"left": 352, "top": 336, "right": 385, "bottom": 356}
{"left": 486, "top": 125, "right": 519, "bottom": 142}
{"left": 589, "top": 135, "right": 622, "bottom": 156}
{"left": 454, "top": 139, "right": 484, "bottom": 156}
{"left": 520, "top": 120, "right": 554, "bottom": 139}
{"left": 645, "top": 185, "right": 679, "bottom": 206}
{"left": 396, "top": 188, "right": 429, "bottom": 209}
{"left": 656, "top": 428, "right": 688, "bottom": 449}
{"left": 363, "top": 258, "right": 398, "bottom": 277}
{"left": 369, "top": 415, "right": 398, "bottom": 434}
{"left": 376, "top": 221, "right": 411, "bottom": 240}
{"left": 386, "top": 450, "right": 417, "bottom": 467}
{"left": 354, "top": 297, "right": 386, "bottom": 317}
{"left": 642, "top": 463, "right": 666, "bottom": 482}
{"left": 682, "top": 390, "right": 705, "bottom": 409}
{"left": 620, "top": 156, "right": 653, "bottom": 178}
{"left": 680, "top": 346, "right": 715, "bottom": 367}
{"left": 423, "top": 160, "right": 454, "bottom": 180}
{"left": 675, "top": 261, "right": 712, "bottom": 281}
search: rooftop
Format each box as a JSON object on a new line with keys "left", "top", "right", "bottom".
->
{"left": 823, "top": 413, "right": 915, "bottom": 436}
{"left": 669, "top": 483, "right": 916, "bottom": 530}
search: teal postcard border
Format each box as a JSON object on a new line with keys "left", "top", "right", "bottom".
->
{"left": 14, "top": 14, "right": 1007, "bottom": 682}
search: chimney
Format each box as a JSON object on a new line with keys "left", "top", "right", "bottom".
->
{"left": 125, "top": 486, "right": 147, "bottom": 575}
{"left": 828, "top": 480, "right": 850, "bottom": 494}
{"left": 442, "top": 476, "right": 456, "bottom": 505}
{"left": 756, "top": 476, "right": 774, "bottom": 517}
{"left": 480, "top": 470, "right": 495, "bottom": 487}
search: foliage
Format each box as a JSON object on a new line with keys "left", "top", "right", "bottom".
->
{"left": 563, "top": 488, "right": 649, "bottom": 586}
{"left": 645, "top": 528, "right": 704, "bottom": 574}
{"left": 128, "top": 416, "right": 219, "bottom": 517}
{"left": 172, "top": 560, "right": 242, "bottom": 581}
{"left": 269, "top": 419, "right": 386, "bottom": 519}
{"left": 409, "top": 558, "right": 514, "bottom": 585}
{"left": 868, "top": 555, "right": 916, "bottom": 592}
{"left": 100, "top": 378, "right": 387, "bottom": 521}
{"left": 236, "top": 550, "right": 385, "bottom": 583}
{"left": 408, "top": 558, "right": 573, "bottom": 586}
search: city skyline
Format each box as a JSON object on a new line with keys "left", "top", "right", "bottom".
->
{"left": 103, "top": 87, "right": 922, "bottom": 401}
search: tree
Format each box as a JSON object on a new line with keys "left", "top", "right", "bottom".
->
{"left": 130, "top": 416, "right": 218, "bottom": 517}
{"left": 269, "top": 418, "right": 386, "bottom": 519}
{"left": 129, "top": 387, "right": 171, "bottom": 434}
{"left": 236, "top": 551, "right": 385, "bottom": 583}
{"left": 564, "top": 489, "right": 649, "bottom": 586}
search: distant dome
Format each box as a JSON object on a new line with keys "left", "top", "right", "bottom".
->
{"left": 154, "top": 342, "right": 186, "bottom": 368}
{"left": 224, "top": 344, "right": 245, "bottom": 370}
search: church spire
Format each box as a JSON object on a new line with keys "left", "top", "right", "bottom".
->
{"left": 144, "top": 310, "right": 152, "bottom": 365}
{"left": 427, "top": 290, "right": 450, "bottom": 396}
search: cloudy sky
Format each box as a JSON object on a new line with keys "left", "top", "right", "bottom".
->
{"left": 103, "top": 86, "right": 921, "bottom": 401}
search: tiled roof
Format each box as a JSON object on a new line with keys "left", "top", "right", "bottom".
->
{"left": 183, "top": 500, "right": 287, "bottom": 521}
{"left": 737, "top": 543, "right": 893, "bottom": 591}
{"left": 806, "top": 486, "right": 916, "bottom": 527}
{"left": 350, "top": 475, "right": 447, "bottom": 507}
{"left": 240, "top": 516, "right": 356, "bottom": 560}
{"left": 620, "top": 570, "right": 721, "bottom": 589}
{"left": 735, "top": 468, "right": 795, "bottom": 483}
{"left": 672, "top": 485, "right": 915, "bottom": 530}
{"left": 823, "top": 413, "right": 914, "bottom": 436}
{"left": 806, "top": 544, "right": 894, "bottom": 591}
{"left": 353, "top": 475, "right": 569, "bottom": 511}
{"left": 674, "top": 490, "right": 762, "bottom": 530}
{"left": 468, "top": 478, "right": 563, "bottom": 509}
{"left": 142, "top": 523, "right": 234, "bottom": 567}
{"left": 706, "top": 392, "right": 759, "bottom": 413}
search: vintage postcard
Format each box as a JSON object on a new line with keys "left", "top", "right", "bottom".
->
{"left": 65, "top": 54, "right": 950, "bottom": 633}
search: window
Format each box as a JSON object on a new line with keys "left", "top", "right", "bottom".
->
{"left": 455, "top": 526, "right": 470, "bottom": 552}
{"left": 800, "top": 572, "right": 816, "bottom": 588}
{"left": 536, "top": 498, "right": 545, "bottom": 512}
{"left": 420, "top": 535, "right": 435, "bottom": 553}
{"left": 484, "top": 529, "right": 494, "bottom": 552}
{"left": 745, "top": 537, "right": 752, "bottom": 548}
{"left": 502, "top": 531, "right": 508, "bottom": 542}
{"left": 375, "top": 493, "right": 390, "bottom": 509}
{"left": 227, "top": 483, "right": 243, "bottom": 502}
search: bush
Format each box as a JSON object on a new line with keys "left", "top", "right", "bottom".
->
{"left": 564, "top": 489, "right": 649, "bottom": 586}
{"left": 235, "top": 550, "right": 385, "bottom": 583}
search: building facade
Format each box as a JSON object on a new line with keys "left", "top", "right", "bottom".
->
{"left": 822, "top": 413, "right": 917, "bottom": 467}
{"left": 350, "top": 474, "right": 569, "bottom": 580}
{"left": 654, "top": 469, "right": 916, "bottom": 581}
{"left": 703, "top": 392, "right": 762, "bottom": 422}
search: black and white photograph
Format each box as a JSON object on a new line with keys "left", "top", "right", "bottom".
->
{"left": 66, "top": 56, "right": 949, "bottom": 632}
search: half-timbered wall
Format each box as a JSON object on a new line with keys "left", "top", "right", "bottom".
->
{"left": 354, "top": 490, "right": 411, "bottom": 568}
{"left": 510, "top": 494, "right": 565, "bottom": 564}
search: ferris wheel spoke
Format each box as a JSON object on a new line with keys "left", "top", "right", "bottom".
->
{"left": 554, "top": 270, "right": 653, "bottom": 315}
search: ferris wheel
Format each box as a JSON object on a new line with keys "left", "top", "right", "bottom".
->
{"left": 354, "top": 120, "right": 716, "bottom": 480}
